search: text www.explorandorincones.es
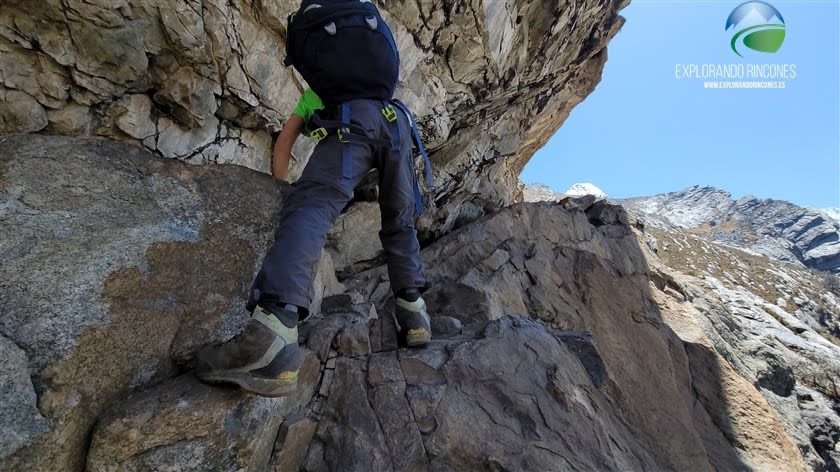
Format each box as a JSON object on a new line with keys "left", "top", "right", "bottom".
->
{"left": 703, "top": 81, "right": 786, "bottom": 89}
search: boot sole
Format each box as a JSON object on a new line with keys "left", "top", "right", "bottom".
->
{"left": 198, "top": 370, "right": 298, "bottom": 398}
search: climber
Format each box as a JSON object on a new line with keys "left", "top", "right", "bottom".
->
{"left": 195, "top": 0, "right": 433, "bottom": 397}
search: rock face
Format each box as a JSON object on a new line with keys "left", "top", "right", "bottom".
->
{"left": 643, "top": 225, "right": 840, "bottom": 471}
{"left": 621, "top": 185, "right": 840, "bottom": 274}
{"left": 86, "top": 374, "right": 298, "bottom": 472}
{"left": 4, "top": 135, "right": 834, "bottom": 471}
{"left": 0, "top": 135, "right": 342, "bottom": 470}
{"left": 0, "top": 0, "right": 626, "bottom": 238}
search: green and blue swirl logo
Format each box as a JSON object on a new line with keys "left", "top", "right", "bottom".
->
{"left": 726, "top": 1, "right": 786, "bottom": 57}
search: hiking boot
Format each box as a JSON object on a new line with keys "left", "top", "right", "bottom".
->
{"left": 195, "top": 305, "right": 300, "bottom": 397}
{"left": 394, "top": 296, "right": 431, "bottom": 347}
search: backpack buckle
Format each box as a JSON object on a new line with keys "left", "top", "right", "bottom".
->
{"left": 337, "top": 127, "right": 350, "bottom": 143}
{"left": 310, "top": 127, "right": 328, "bottom": 142}
{"left": 381, "top": 104, "right": 397, "bottom": 122}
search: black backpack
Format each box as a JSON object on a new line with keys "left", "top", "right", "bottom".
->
{"left": 284, "top": 0, "right": 400, "bottom": 105}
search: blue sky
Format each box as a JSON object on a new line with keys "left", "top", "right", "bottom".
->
{"left": 520, "top": 0, "right": 840, "bottom": 208}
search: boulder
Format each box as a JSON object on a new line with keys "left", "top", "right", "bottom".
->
{"left": 0, "top": 135, "right": 339, "bottom": 470}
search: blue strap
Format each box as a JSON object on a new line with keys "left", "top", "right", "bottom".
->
{"left": 384, "top": 101, "right": 423, "bottom": 215}
{"left": 340, "top": 102, "right": 351, "bottom": 184}
{"left": 411, "top": 164, "right": 424, "bottom": 215}
{"left": 391, "top": 99, "right": 434, "bottom": 190}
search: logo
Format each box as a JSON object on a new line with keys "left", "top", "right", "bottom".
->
{"left": 725, "top": 1, "right": 786, "bottom": 57}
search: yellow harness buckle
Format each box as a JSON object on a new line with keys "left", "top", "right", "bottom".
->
{"left": 310, "top": 127, "right": 328, "bottom": 142}
{"left": 381, "top": 104, "right": 397, "bottom": 122}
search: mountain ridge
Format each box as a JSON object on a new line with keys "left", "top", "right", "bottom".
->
{"left": 522, "top": 183, "right": 840, "bottom": 275}
{"left": 619, "top": 185, "right": 840, "bottom": 274}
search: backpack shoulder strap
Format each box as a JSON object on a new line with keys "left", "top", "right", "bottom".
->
{"left": 391, "top": 99, "right": 435, "bottom": 190}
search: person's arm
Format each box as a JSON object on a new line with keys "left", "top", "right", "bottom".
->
{"left": 272, "top": 114, "right": 305, "bottom": 182}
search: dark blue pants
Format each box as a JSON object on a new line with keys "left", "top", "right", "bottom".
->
{"left": 250, "top": 99, "right": 426, "bottom": 313}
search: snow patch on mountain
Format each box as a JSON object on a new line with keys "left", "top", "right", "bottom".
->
{"left": 619, "top": 186, "right": 735, "bottom": 229}
{"left": 521, "top": 182, "right": 607, "bottom": 203}
{"left": 566, "top": 183, "right": 607, "bottom": 199}
{"left": 622, "top": 186, "right": 840, "bottom": 274}
{"left": 818, "top": 207, "right": 840, "bottom": 222}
